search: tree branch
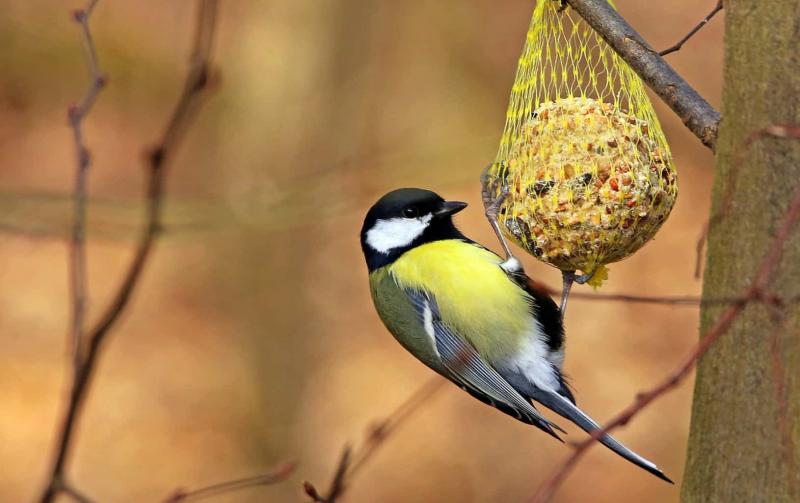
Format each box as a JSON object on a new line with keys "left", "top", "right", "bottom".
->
{"left": 163, "top": 462, "right": 297, "bottom": 503}
{"left": 526, "top": 279, "right": 796, "bottom": 308}
{"left": 659, "top": 1, "right": 723, "bottom": 57}
{"left": 41, "top": 2, "right": 105, "bottom": 500}
{"left": 565, "top": 0, "right": 721, "bottom": 150}
{"left": 66, "top": 0, "right": 105, "bottom": 388}
{"left": 38, "top": 2, "right": 220, "bottom": 502}
{"left": 696, "top": 123, "right": 800, "bottom": 278}
{"left": 304, "top": 377, "right": 446, "bottom": 502}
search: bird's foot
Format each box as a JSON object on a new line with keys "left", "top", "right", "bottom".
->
{"left": 559, "top": 269, "right": 596, "bottom": 315}
{"left": 573, "top": 269, "right": 597, "bottom": 285}
{"left": 484, "top": 182, "right": 509, "bottom": 222}
{"left": 480, "top": 164, "right": 518, "bottom": 264}
{"left": 480, "top": 163, "right": 506, "bottom": 218}
{"left": 556, "top": 0, "right": 568, "bottom": 12}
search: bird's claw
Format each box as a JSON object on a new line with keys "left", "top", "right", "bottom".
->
{"left": 484, "top": 184, "right": 510, "bottom": 222}
{"left": 480, "top": 163, "right": 519, "bottom": 270}
{"left": 481, "top": 164, "right": 511, "bottom": 220}
{"left": 573, "top": 269, "right": 597, "bottom": 285}
{"left": 559, "top": 269, "right": 597, "bottom": 315}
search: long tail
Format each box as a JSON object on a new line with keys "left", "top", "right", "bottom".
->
{"left": 532, "top": 389, "right": 673, "bottom": 483}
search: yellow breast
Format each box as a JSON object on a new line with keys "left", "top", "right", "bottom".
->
{"left": 389, "top": 240, "right": 532, "bottom": 360}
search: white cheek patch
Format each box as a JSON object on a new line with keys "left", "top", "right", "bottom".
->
{"left": 365, "top": 214, "right": 432, "bottom": 254}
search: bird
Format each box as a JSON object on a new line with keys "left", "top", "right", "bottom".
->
{"left": 360, "top": 187, "right": 672, "bottom": 483}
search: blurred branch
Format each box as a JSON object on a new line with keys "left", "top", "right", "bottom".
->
{"left": 38, "top": 2, "right": 220, "bottom": 502}
{"left": 527, "top": 280, "right": 797, "bottom": 308}
{"left": 659, "top": 1, "right": 723, "bottom": 56}
{"left": 59, "top": 483, "right": 94, "bottom": 503}
{"left": 67, "top": 0, "right": 105, "bottom": 384}
{"left": 695, "top": 123, "right": 800, "bottom": 279}
{"left": 304, "top": 377, "right": 446, "bottom": 502}
{"left": 530, "top": 126, "right": 800, "bottom": 503}
{"left": 40, "top": 2, "right": 105, "bottom": 500}
{"left": 570, "top": 291, "right": 702, "bottom": 305}
{"left": 163, "top": 462, "right": 297, "bottom": 503}
{"left": 565, "top": 0, "right": 721, "bottom": 150}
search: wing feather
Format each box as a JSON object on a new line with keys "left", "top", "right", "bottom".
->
{"left": 405, "top": 288, "right": 563, "bottom": 437}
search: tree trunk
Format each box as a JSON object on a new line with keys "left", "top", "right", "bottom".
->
{"left": 681, "top": 1, "right": 800, "bottom": 501}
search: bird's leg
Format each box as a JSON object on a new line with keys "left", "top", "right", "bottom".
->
{"left": 560, "top": 268, "right": 597, "bottom": 315}
{"left": 481, "top": 165, "right": 521, "bottom": 275}
{"left": 560, "top": 270, "right": 575, "bottom": 315}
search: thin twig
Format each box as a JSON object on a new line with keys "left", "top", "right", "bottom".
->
{"left": 60, "top": 483, "right": 95, "bottom": 503}
{"left": 527, "top": 279, "right": 799, "bottom": 307}
{"left": 701, "top": 123, "right": 800, "bottom": 279}
{"left": 530, "top": 161, "right": 800, "bottom": 503}
{"left": 67, "top": 0, "right": 105, "bottom": 390}
{"left": 163, "top": 462, "right": 297, "bottom": 503}
{"left": 38, "top": 2, "right": 220, "bottom": 502}
{"left": 41, "top": 3, "right": 105, "bottom": 501}
{"left": 565, "top": 0, "right": 721, "bottom": 150}
{"left": 304, "top": 377, "right": 446, "bottom": 502}
{"left": 570, "top": 291, "right": 700, "bottom": 305}
{"left": 659, "top": 1, "right": 723, "bottom": 56}
{"left": 306, "top": 447, "right": 352, "bottom": 503}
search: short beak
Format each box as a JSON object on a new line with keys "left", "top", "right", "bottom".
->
{"left": 434, "top": 200, "right": 468, "bottom": 218}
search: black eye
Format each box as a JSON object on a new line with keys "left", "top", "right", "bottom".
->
{"left": 403, "top": 206, "right": 419, "bottom": 218}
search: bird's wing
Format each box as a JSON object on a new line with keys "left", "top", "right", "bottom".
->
{"left": 405, "top": 288, "right": 563, "bottom": 438}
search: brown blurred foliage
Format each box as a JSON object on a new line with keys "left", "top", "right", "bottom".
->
{"left": 0, "top": 1, "right": 723, "bottom": 501}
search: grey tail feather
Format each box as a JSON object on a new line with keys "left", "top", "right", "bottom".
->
{"left": 532, "top": 389, "right": 673, "bottom": 484}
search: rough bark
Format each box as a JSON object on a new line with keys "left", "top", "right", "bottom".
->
{"left": 682, "top": 1, "right": 800, "bottom": 501}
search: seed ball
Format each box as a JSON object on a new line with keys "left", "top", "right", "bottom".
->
{"left": 495, "top": 97, "right": 678, "bottom": 274}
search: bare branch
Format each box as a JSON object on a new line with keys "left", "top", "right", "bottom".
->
{"left": 38, "top": 2, "right": 220, "bottom": 502}
{"left": 60, "top": 482, "right": 95, "bottom": 503}
{"left": 700, "top": 123, "right": 800, "bottom": 280}
{"left": 305, "top": 447, "right": 351, "bottom": 503}
{"left": 565, "top": 0, "right": 721, "bottom": 150}
{"left": 304, "top": 378, "right": 446, "bottom": 502}
{"left": 67, "top": 0, "right": 105, "bottom": 383}
{"left": 530, "top": 125, "right": 800, "bottom": 502}
{"left": 659, "top": 1, "right": 723, "bottom": 57}
{"left": 163, "top": 462, "right": 297, "bottom": 503}
{"left": 40, "top": 3, "right": 105, "bottom": 500}
{"left": 527, "top": 279, "right": 799, "bottom": 308}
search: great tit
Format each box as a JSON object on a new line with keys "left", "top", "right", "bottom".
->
{"left": 360, "top": 188, "right": 671, "bottom": 483}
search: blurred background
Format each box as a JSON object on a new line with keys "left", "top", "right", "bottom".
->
{"left": 0, "top": 1, "right": 722, "bottom": 501}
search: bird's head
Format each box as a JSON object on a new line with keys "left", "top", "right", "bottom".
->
{"left": 360, "top": 188, "right": 468, "bottom": 270}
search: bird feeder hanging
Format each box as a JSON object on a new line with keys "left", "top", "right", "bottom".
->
{"left": 484, "top": 0, "right": 678, "bottom": 287}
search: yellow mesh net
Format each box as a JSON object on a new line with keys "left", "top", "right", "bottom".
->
{"left": 486, "top": 0, "right": 677, "bottom": 284}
